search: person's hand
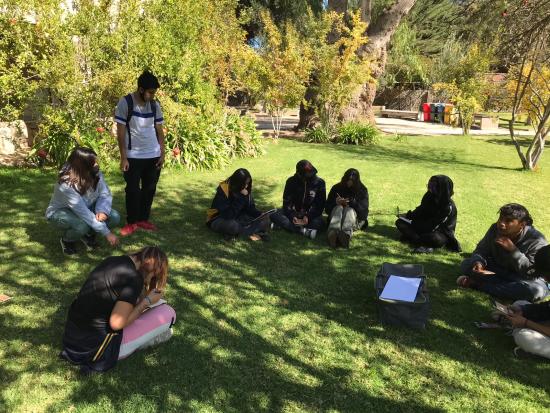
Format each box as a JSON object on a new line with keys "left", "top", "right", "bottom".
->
{"left": 105, "top": 232, "right": 119, "bottom": 246}
{"left": 120, "top": 157, "right": 129, "bottom": 172}
{"left": 156, "top": 154, "right": 164, "bottom": 169}
{"left": 293, "top": 217, "right": 304, "bottom": 226}
{"left": 302, "top": 215, "right": 309, "bottom": 225}
{"left": 495, "top": 236, "right": 516, "bottom": 252}
{"left": 336, "top": 196, "right": 346, "bottom": 206}
{"left": 505, "top": 313, "right": 528, "bottom": 328}
{"left": 472, "top": 262, "right": 485, "bottom": 273}
{"left": 96, "top": 212, "right": 108, "bottom": 222}
{"left": 240, "top": 188, "right": 249, "bottom": 196}
{"left": 146, "top": 289, "right": 164, "bottom": 306}
{"left": 508, "top": 304, "right": 523, "bottom": 316}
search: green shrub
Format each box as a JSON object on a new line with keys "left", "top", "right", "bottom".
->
{"left": 164, "top": 106, "right": 264, "bottom": 171}
{"left": 304, "top": 121, "right": 379, "bottom": 146}
{"left": 336, "top": 121, "right": 379, "bottom": 145}
{"left": 304, "top": 127, "right": 332, "bottom": 143}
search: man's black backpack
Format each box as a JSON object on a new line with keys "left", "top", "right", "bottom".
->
{"left": 123, "top": 94, "right": 158, "bottom": 150}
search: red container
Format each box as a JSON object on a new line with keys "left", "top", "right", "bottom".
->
{"left": 422, "top": 103, "right": 431, "bottom": 122}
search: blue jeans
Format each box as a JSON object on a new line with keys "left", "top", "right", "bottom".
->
{"left": 461, "top": 259, "right": 549, "bottom": 302}
{"left": 48, "top": 208, "right": 121, "bottom": 242}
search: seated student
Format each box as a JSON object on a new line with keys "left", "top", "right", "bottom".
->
{"left": 271, "top": 160, "right": 326, "bottom": 239}
{"left": 395, "top": 175, "right": 460, "bottom": 253}
{"left": 505, "top": 245, "right": 550, "bottom": 359}
{"left": 60, "top": 246, "right": 176, "bottom": 374}
{"left": 206, "top": 168, "right": 270, "bottom": 241}
{"left": 45, "top": 147, "right": 120, "bottom": 255}
{"left": 325, "top": 168, "right": 369, "bottom": 248}
{"left": 458, "top": 203, "right": 549, "bottom": 302}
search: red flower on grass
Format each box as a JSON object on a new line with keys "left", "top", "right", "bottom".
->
{"left": 37, "top": 149, "right": 48, "bottom": 159}
{"left": 96, "top": 127, "right": 105, "bottom": 133}
{"left": 172, "top": 147, "right": 180, "bottom": 157}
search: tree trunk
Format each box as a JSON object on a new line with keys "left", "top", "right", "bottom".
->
{"left": 348, "top": 0, "right": 417, "bottom": 123}
{"left": 297, "top": 0, "right": 416, "bottom": 129}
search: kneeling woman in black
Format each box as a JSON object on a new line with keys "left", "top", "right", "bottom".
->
{"left": 60, "top": 246, "right": 176, "bottom": 373}
{"left": 395, "top": 175, "right": 461, "bottom": 253}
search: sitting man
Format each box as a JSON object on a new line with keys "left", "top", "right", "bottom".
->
{"left": 271, "top": 160, "right": 326, "bottom": 239}
{"left": 505, "top": 245, "right": 550, "bottom": 359}
{"left": 458, "top": 203, "right": 549, "bottom": 302}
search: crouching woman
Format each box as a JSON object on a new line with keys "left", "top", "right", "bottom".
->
{"left": 60, "top": 246, "right": 176, "bottom": 373}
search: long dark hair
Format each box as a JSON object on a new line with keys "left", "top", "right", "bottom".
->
{"left": 227, "top": 168, "right": 252, "bottom": 195}
{"left": 341, "top": 168, "right": 364, "bottom": 194}
{"left": 59, "top": 147, "right": 98, "bottom": 195}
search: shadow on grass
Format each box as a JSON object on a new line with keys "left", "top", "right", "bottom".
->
{"left": 1, "top": 166, "right": 549, "bottom": 412}
{"left": 283, "top": 137, "right": 521, "bottom": 172}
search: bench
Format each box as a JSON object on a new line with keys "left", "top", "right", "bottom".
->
{"left": 380, "top": 109, "right": 418, "bottom": 120}
{"left": 473, "top": 114, "right": 499, "bottom": 130}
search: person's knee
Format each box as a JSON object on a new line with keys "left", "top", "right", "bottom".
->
{"left": 108, "top": 209, "right": 121, "bottom": 228}
{"left": 72, "top": 220, "right": 90, "bottom": 238}
{"left": 512, "top": 328, "right": 548, "bottom": 357}
{"left": 227, "top": 221, "right": 241, "bottom": 235}
{"left": 527, "top": 282, "right": 549, "bottom": 302}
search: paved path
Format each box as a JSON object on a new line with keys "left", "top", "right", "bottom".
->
{"left": 375, "top": 117, "right": 534, "bottom": 136}
{"left": 252, "top": 110, "right": 535, "bottom": 137}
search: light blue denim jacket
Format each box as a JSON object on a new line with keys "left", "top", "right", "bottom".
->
{"left": 45, "top": 172, "right": 113, "bottom": 235}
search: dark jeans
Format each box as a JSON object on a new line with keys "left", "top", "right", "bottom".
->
{"left": 461, "top": 259, "right": 549, "bottom": 302}
{"left": 395, "top": 219, "right": 448, "bottom": 248}
{"left": 123, "top": 158, "right": 160, "bottom": 224}
{"left": 209, "top": 214, "right": 270, "bottom": 238}
{"left": 271, "top": 209, "right": 324, "bottom": 233}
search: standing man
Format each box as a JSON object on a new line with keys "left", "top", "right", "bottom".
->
{"left": 115, "top": 71, "right": 165, "bottom": 236}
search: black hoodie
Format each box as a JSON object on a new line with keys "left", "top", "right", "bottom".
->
{"left": 406, "top": 175, "right": 461, "bottom": 251}
{"left": 325, "top": 182, "right": 369, "bottom": 223}
{"left": 282, "top": 162, "right": 326, "bottom": 220}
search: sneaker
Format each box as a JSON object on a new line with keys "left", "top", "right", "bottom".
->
{"left": 413, "top": 246, "right": 434, "bottom": 254}
{"left": 301, "top": 228, "right": 317, "bottom": 239}
{"left": 81, "top": 233, "right": 99, "bottom": 250}
{"left": 139, "top": 328, "right": 173, "bottom": 351}
{"left": 338, "top": 231, "right": 351, "bottom": 248}
{"left": 60, "top": 238, "right": 77, "bottom": 255}
{"left": 136, "top": 221, "right": 157, "bottom": 231}
{"left": 328, "top": 230, "right": 339, "bottom": 248}
{"left": 120, "top": 223, "right": 138, "bottom": 236}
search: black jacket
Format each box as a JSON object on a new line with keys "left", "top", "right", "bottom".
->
{"left": 282, "top": 173, "right": 326, "bottom": 220}
{"left": 206, "top": 181, "right": 261, "bottom": 223}
{"left": 325, "top": 182, "right": 369, "bottom": 223}
{"left": 406, "top": 175, "right": 461, "bottom": 251}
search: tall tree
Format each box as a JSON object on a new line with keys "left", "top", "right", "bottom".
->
{"left": 298, "top": 0, "right": 417, "bottom": 128}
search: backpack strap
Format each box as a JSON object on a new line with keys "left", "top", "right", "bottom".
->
{"left": 150, "top": 99, "right": 159, "bottom": 139}
{"left": 124, "top": 94, "right": 134, "bottom": 150}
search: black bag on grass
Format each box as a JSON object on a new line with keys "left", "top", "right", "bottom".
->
{"left": 375, "top": 262, "right": 430, "bottom": 329}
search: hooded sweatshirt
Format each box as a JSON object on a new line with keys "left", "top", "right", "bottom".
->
{"left": 406, "top": 175, "right": 460, "bottom": 251}
{"left": 325, "top": 182, "right": 369, "bottom": 223}
{"left": 206, "top": 180, "right": 261, "bottom": 224}
{"left": 282, "top": 161, "right": 326, "bottom": 221}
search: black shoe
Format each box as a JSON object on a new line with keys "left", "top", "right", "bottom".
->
{"left": 338, "top": 231, "right": 350, "bottom": 248}
{"left": 81, "top": 233, "right": 99, "bottom": 250}
{"left": 60, "top": 238, "right": 78, "bottom": 255}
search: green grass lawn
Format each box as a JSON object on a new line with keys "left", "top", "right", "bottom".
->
{"left": 1, "top": 135, "right": 550, "bottom": 413}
